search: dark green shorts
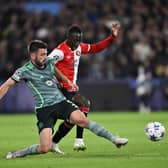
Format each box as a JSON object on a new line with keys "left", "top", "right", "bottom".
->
{"left": 36, "top": 100, "right": 78, "bottom": 133}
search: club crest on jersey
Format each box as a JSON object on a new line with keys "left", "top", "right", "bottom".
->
{"left": 45, "top": 80, "right": 53, "bottom": 86}
{"left": 76, "top": 50, "right": 81, "bottom": 56}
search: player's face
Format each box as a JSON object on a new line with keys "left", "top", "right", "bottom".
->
{"left": 68, "top": 32, "right": 82, "bottom": 50}
{"left": 32, "top": 48, "right": 47, "bottom": 68}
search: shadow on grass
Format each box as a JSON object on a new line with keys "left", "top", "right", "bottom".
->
{"left": 50, "top": 152, "right": 166, "bottom": 159}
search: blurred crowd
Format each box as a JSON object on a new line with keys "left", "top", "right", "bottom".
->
{"left": 0, "top": 0, "right": 167, "bottom": 81}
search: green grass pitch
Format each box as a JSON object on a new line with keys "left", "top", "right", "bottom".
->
{"left": 0, "top": 112, "right": 168, "bottom": 168}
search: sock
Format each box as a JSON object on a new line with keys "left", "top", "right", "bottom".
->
{"left": 76, "top": 112, "right": 88, "bottom": 138}
{"left": 52, "top": 121, "right": 74, "bottom": 143}
{"left": 13, "top": 144, "right": 39, "bottom": 157}
{"left": 86, "top": 121, "right": 116, "bottom": 142}
{"left": 76, "top": 126, "right": 84, "bottom": 138}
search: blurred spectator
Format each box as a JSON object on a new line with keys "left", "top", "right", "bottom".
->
{"left": 136, "top": 66, "right": 153, "bottom": 113}
{"left": 0, "top": 0, "right": 167, "bottom": 81}
{"left": 160, "top": 65, "right": 168, "bottom": 110}
{"left": 133, "top": 36, "right": 152, "bottom": 63}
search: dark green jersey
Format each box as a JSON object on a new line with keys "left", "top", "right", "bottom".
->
{"left": 11, "top": 57, "right": 66, "bottom": 109}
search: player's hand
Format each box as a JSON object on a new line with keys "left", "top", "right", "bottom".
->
{"left": 111, "top": 21, "right": 120, "bottom": 37}
{"left": 67, "top": 80, "right": 79, "bottom": 91}
{"left": 72, "top": 83, "right": 79, "bottom": 92}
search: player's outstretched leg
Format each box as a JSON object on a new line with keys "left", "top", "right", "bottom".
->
{"left": 86, "top": 121, "right": 128, "bottom": 148}
{"left": 70, "top": 110, "right": 128, "bottom": 149}
{"left": 6, "top": 144, "right": 39, "bottom": 159}
{"left": 6, "top": 128, "right": 54, "bottom": 159}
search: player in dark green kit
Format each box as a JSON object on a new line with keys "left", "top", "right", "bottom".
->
{"left": 0, "top": 40, "right": 128, "bottom": 159}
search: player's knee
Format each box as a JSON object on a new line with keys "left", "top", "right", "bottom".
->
{"left": 76, "top": 118, "right": 89, "bottom": 128}
{"left": 70, "top": 109, "right": 89, "bottom": 127}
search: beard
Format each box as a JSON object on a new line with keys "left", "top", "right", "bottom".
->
{"left": 34, "top": 58, "right": 46, "bottom": 68}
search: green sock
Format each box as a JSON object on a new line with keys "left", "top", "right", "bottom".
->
{"left": 14, "top": 144, "right": 39, "bottom": 157}
{"left": 86, "top": 121, "right": 116, "bottom": 142}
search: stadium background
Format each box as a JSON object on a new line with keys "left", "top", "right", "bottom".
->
{"left": 0, "top": 0, "right": 167, "bottom": 112}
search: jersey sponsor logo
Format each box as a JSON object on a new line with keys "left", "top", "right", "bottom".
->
{"left": 45, "top": 80, "right": 53, "bottom": 86}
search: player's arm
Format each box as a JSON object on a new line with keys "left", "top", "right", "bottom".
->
{"left": 0, "top": 78, "right": 16, "bottom": 100}
{"left": 81, "top": 21, "right": 120, "bottom": 54}
{"left": 48, "top": 48, "right": 79, "bottom": 91}
{"left": 55, "top": 67, "right": 79, "bottom": 91}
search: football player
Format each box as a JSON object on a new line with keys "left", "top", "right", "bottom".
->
{"left": 49, "top": 22, "right": 121, "bottom": 153}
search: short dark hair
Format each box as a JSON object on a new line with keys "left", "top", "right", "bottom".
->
{"left": 28, "top": 40, "right": 48, "bottom": 54}
{"left": 67, "top": 25, "right": 82, "bottom": 37}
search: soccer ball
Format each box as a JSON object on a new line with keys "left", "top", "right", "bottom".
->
{"left": 145, "top": 122, "right": 165, "bottom": 141}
